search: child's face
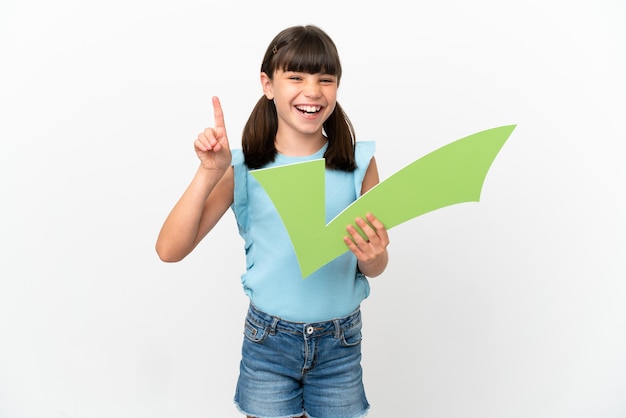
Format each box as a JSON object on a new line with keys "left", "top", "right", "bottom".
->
{"left": 262, "top": 69, "right": 338, "bottom": 140}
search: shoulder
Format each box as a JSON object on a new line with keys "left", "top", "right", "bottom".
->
{"left": 356, "top": 140, "right": 375, "bottom": 153}
{"left": 231, "top": 148, "right": 244, "bottom": 167}
{"left": 355, "top": 141, "right": 375, "bottom": 167}
{"left": 230, "top": 149, "right": 250, "bottom": 229}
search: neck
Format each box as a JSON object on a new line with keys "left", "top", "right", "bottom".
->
{"left": 275, "top": 133, "right": 327, "bottom": 157}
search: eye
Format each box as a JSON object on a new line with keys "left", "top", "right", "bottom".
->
{"left": 319, "top": 75, "right": 337, "bottom": 84}
{"left": 283, "top": 71, "right": 303, "bottom": 81}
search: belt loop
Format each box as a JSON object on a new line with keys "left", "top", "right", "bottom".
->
{"left": 333, "top": 319, "right": 341, "bottom": 338}
{"left": 269, "top": 317, "right": 279, "bottom": 335}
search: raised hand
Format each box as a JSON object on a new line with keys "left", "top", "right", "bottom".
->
{"left": 194, "top": 96, "right": 231, "bottom": 171}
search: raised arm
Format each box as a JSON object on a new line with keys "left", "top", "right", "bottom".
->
{"left": 155, "top": 96, "right": 234, "bottom": 262}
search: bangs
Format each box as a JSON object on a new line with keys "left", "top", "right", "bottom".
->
{"left": 278, "top": 41, "right": 340, "bottom": 76}
{"left": 266, "top": 27, "right": 342, "bottom": 78}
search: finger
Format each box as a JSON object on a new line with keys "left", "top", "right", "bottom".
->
{"left": 194, "top": 137, "right": 208, "bottom": 152}
{"left": 212, "top": 96, "right": 226, "bottom": 131}
{"left": 195, "top": 129, "right": 214, "bottom": 151}
{"left": 365, "top": 213, "right": 389, "bottom": 245}
{"left": 343, "top": 233, "right": 364, "bottom": 255}
{"left": 346, "top": 224, "right": 369, "bottom": 249}
{"left": 354, "top": 217, "right": 379, "bottom": 245}
{"left": 204, "top": 127, "right": 223, "bottom": 148}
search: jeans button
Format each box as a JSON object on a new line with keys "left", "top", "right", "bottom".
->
{"left": 306, "top": 326, "right": 314, "bottom": 335}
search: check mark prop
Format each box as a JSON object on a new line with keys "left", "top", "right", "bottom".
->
{"left": 251, "top": 125, "right": 516, "bottom": 278}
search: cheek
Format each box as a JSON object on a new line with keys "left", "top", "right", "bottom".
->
{"left": 326, "top": 102, "right": 337, "bottom": 115}
{"left": 325, "top": 90, "right": 338, "bottom": 106}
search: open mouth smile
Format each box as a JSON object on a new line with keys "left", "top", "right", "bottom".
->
{"left": 295, "top": 105, "right": 322, "bottom": 115}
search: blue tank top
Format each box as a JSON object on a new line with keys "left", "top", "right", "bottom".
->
{"left": 231, "top": 141, "right": 375, "bottom": 322}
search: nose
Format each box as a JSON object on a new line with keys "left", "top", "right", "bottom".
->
{"left": 303, "top": 79, "right": 321, "bottom": 98}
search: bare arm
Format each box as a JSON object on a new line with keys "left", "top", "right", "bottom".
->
{"left": 156, "top": 167, "right": 233, "bottom": 262}
{"left": 360, "top": 156, "right": 380, "bottom": 196}
{"left": 344, "top": 156, "right": 390, "bottom": 277}
{"left": 155, "top": 96, "right": 234, "bottom": 262}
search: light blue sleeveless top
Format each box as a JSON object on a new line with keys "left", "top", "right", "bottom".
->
{"left": 230, "top": 141, "right": 376, "bottom": 323}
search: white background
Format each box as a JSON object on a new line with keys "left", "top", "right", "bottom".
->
{"left": 1, "top": 0, "right": 625, "bottom": 417}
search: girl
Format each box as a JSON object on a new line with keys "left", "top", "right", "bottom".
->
{"left": 156, "top": 24, "right": 389, "bottom": 418}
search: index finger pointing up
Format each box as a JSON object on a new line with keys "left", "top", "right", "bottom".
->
{"left": 212, "top": 96, "right": 226, "bottom": 130}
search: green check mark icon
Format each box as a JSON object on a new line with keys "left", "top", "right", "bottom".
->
{"left": 251, "top": 125, "right": 516, "bottom": 278}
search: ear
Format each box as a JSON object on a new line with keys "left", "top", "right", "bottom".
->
{"left": 260, "top": 72, "right": 273, "bottom": 100}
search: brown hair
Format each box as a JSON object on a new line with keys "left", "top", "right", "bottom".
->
{"left": 242, "top": 25, "right": 357, "bottom": 171}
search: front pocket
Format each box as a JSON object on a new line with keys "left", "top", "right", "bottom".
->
{"left": 339, "top": 321, "right": 363, "bottom": 347}
{"left": 243, "top": 317, "right": 269, "bottom": 343}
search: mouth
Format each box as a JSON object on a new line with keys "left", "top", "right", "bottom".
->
{"left": 295, "top": 105, "right": 322, "bottom": 115}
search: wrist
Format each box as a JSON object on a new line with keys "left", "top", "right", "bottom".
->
{"left": 197, "top": 163, "right": 228, "bottom": 178}
{"left": 358, "top": 250, "right": 388, "bottom": 278}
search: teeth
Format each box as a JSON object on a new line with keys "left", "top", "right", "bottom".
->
{"left": 297, "top": 105, "right": 320, "bottom": 113}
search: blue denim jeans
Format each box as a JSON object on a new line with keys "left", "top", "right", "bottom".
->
{"left": 234, "top": 304, "right": 369, "bottom": 418}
